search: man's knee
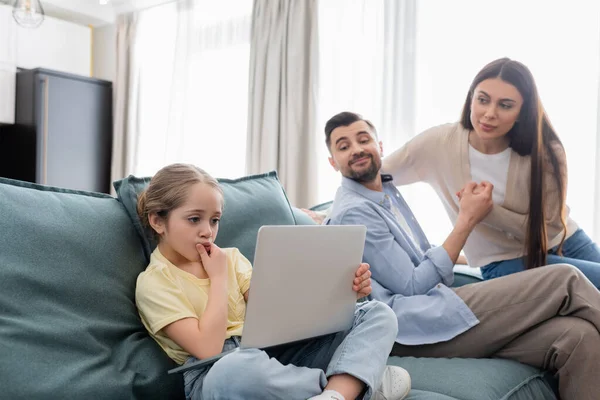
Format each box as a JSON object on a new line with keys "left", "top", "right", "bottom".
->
{"left": 545, "top": 263, "right": 582, "bottom": 281}
{"left": 559, "top": 319, "right": 600, "bottom": 357}
{"left": 202, "top": 349, "right": 268, "bottom": 399}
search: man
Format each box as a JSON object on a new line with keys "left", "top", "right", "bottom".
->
{"left": 323, "top": 111, "right": 600, "bottom": 400}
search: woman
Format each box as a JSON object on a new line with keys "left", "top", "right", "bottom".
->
{"left": 383, "top": 57, "right": 600, "bottom": 287}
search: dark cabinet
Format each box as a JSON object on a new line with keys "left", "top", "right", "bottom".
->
{"left": 0, "top": 68, "right": 112, "bottom": 193}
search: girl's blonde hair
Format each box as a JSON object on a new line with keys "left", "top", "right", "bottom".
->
{"left": 137, "top": 163, "right": 223, "bottom": 240}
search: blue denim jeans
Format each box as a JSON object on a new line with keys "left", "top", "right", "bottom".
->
{"left": 481, "top": 229, "right": 600, "bottom": 288}
{"left": 182, "top": 301, "right": 397, "bottom": 400}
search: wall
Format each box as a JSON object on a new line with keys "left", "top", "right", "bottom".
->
{"left": 0, "top": 4, "right": 91, "bottom": 123}
{"left": 15, "top": 12, "right": 91, "bottom": 76}
{"left": 0, "top": 5, "right": 16, "bottom": 124}
{"left": 92, "top": 24, "right": 117, "bottom": 83}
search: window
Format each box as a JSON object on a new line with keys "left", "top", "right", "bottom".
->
{"left": 318, "top": 0, "right": 600, "bottom": 243}
{"left": 316, "top": 0, "right": 415, "bottom": 204}
{"left": 133, "top": 0, "right": 252, "bottom": 179}
{"left": 415, "top": 0, "right": 600, "bottom": 243}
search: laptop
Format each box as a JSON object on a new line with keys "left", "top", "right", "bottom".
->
{"left": 168, "top": 224, "right": 367, "bottom": 374}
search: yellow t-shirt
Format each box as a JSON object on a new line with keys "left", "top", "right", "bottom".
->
{"left": 135, "top": 247, "right": 252, "bottom": 364}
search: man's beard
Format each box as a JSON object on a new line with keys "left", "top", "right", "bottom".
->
{"left": 347, "top": 153, "right": 381, "bottom": 183}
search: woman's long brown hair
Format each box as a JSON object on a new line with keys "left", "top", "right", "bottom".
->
{"left": 459, "top": 58, "right": 567, "bottom": 269}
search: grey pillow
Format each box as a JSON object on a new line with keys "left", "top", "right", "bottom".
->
{"left": 113, "top": 171, "right": 297, "bottom": 264}
{"left": 0, "top": 178, "right": 183, "bottom": 399}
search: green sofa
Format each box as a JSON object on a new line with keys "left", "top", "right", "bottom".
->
{"left": 0, "top": 172, "right": 558, "bottom": 399}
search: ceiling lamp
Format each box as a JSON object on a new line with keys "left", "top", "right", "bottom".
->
{"left": 12, "top": 0, "right": 45, "bottom": 28}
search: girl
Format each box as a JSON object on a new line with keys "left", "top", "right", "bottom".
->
{"left": 383, "top": 58, "right": 600, "bottom": 287}
{"left": 135, "top": 163, "right": 409, "bottom": 400}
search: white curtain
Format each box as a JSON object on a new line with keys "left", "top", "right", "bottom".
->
{"left": 317, "top": 0, "right": 600, "bottom": 245}
{"left": 411, "top": 0, "right": 600, "bottom": 245}
{"left": 595, "top": 56, "right": 600, "bottom": 240}
{"left": 131, "top": 0, "right": 252, "bottom": 179}
{"left": 246, "top": 0, "right": 319, "bottom": 208}
{"left": 110, "top": 12, "right": 139, "bottom": 194}
{"left": 316, "top": 0, "right": 417, "bottom": 204}
{"left": 594, "top": 9, "right": 600, "bottom": 242}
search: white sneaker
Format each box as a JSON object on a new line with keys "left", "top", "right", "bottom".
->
{"left": 372, "top": 366, "right": 411, "bottom": 400}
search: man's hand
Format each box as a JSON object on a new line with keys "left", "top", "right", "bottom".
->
{"left": 353, "top": 263, "right": 372, "bottom": 299}
{"left": 456, "top": 181, "right": 493, "bottom": 230}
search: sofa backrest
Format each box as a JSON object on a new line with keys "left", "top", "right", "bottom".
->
{"left": 114, "top": 171, "right": 303, "bottom": 264}
{"left": 0, "top": 171, "right": 311, "bottom": 399}
{"left": 0, "top": 178, "right": 183, "bottom": 399}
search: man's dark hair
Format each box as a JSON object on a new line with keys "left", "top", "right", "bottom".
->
{"left": 324, "top": 111, "right": 377, "bottom": 149}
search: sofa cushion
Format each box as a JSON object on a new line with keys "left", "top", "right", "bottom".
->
{"left": 451, "top": 271, "right": 484, "bottom": 287}
{"left": 114, "top": 171, "right": 296, "bottom": 264}
{"left": 0, "top": 178, "right": 183, "bottom": 400}
{"left": 406, "top": 390, "right": 459, "bottom": 400}
{"left": 388, "top": 356, "right": 557, "bottom": 400}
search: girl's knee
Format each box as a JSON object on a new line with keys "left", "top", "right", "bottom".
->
{"left": 202, "top": 349, "right": 268, "bottom": 399}
{"left": 358, "top": 300, "right": 398, "bottom": 333}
